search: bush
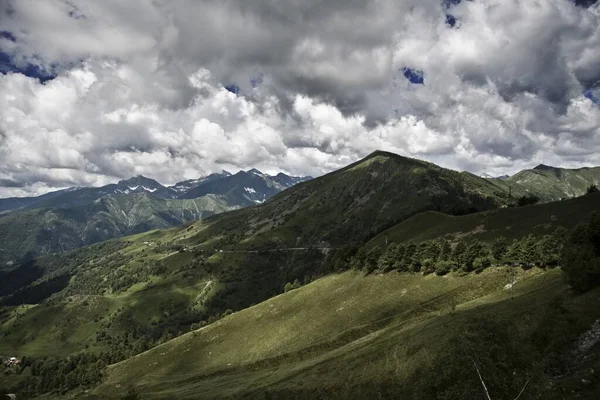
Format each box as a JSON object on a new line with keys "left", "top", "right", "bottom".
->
{"left": 434, "top": 260, "right": 453, "bottom": 276}
{"left": 284, "top": 279, "right": 301, "bottom": 293}
{"left": 587, "top": 184, "right": 598, "bottom": 194}
{"left": 517, "top": 195, "right": 540, "bottom": 207}
{"left": 421, "top": 258, "right": 435, "bottom": 275}
{"left": 473, "top": 256, "right": 491, "bottom": 272}
{"left": 561, "top": 213, "right": 600, "bottom": 292}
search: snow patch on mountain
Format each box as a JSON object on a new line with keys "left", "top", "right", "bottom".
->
{"left": 244, "top": 187, "right": 257, "bottom": 194}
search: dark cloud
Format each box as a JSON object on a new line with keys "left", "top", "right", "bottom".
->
{"left": 0, "top": 178, "right": 24, "bottom": 188}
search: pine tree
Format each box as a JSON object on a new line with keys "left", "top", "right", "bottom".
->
{"left": 520, "top": 234, "right": 538, "bottom": 265}
{"left": 491, "top": 237, "right": 508, "bottom": 263}
{"left": 401, "top": 242, "right": 416, "bottom": 271}
{"left": 453, "top": 240, "right": 467, "bottom": 269}
{"left": 439, "top": 239, "right": 452, "bottom": 262}
{"left": 561, "top": 213, "right": 600, "bottom": 291}
{"left": 506, "top": 239, "right": 522, "bottom": 264}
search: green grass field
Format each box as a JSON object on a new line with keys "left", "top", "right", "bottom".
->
{"left": 71, "top": 266, "right": 600, "bottom": 399}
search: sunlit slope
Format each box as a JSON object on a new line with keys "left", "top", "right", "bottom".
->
{"left": 172, "top": 151, "right": 508, "bottom": 254}
{"left": 88, "top": 266, "right": 596, "bottom": 399}
{"left": 501, "top": 164, "right": 600, "bottom": 201}
{"left": 0, "top": 192, "right": 235, "bottom": 266}
{"left": 369, "top": 191, "right": 600, "bottom": 246}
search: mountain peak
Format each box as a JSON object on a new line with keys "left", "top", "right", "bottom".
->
{"left": 247, "top": 168, "right": 265, "bottom": 176}
{"left": 533, "top": 164, "right": 557, "bottom": 171}
{"left": 117, "top": 175, "right": 158, "bottom": 185}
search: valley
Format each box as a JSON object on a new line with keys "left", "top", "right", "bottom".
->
{"left": 1, "top": 151, "right": 599, "bottom": 399}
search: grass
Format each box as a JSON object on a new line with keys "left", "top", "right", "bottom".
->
{"left": 76, "top": 265, "right": 600, "bottom": 399}
{"left": 369, "top": 191, "right": 600, "bottom": 246}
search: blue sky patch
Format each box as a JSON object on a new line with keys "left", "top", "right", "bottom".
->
{"left": 446, "top": 14, "right": 457, "bottom": 27}
{"left": 573, "top": 0, "right": 598, "bottom": 7}
{"left": 0, "top": 52, "right": 57, "bottom": 83}
{"left": 224, "top": 84, "right": 241, "bottom": 95}
{"left": 250, "top": 74, "right": 264, "bottom": 89}
{"left": 403, "top": 68, "right": 424, "bottom": 85}
{"left": 584, "top": 88, "right": 599, "bottom": 105}
{"left": 443, "top": 0, "right": 462, "bottom": 9}
{"left": 0, "top": 31, "right": 16, "bottom": 42}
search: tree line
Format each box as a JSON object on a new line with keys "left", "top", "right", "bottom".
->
{"left": 348, "top": 227, "right": 567, "bottom": 276}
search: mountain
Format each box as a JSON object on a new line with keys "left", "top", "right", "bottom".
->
{"left": 488, "top": 164, "right": 600, "bottom": 201}
{"left": 178, "top": 169, "right": 312, "bottom": 206}
{"left": 185, "top": 151, "right": 510, "bottom": 249}
{"left": 0, "top": 170, "right": 311, "bottom": 266}
{"left": 0, "top": 171, "right": 311, "bottom": 214}
{"left": 0, "top": 192, "right": 235, "bottom": 267}
{"left": 169, "top": 171, "right": 232, "bottom": 193}
{"left": 2, "top": 151, "right": 600, "bottom": 399}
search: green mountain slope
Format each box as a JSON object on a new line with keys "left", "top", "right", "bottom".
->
{"left": 183, "top": 151, "right": 509, "bottom": 250}
{"left": 0, "top": 192, "right": 236, "bottom": 267}
{"left": 369, "top": 191, "right": 600, "bottom": 246}
{"left": 2, "top": 151, "right": 600, "bottom": 398}
{"left": 489, "top": 164, "right": 600, "bottom": 201}
{"left": 86, "top": 267, "right": 600, "bottom": 400}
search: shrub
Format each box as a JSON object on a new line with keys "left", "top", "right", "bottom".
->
{"left": 517, "top": 195, "right": 540, "bottom": 207}
{"left": 561, "top": 213, "right": 600, "bottom": 292}
{"left": 434, "top": 260, "right": 453, "bottom": 276}
{"left": 421, "top": 258, "right": 435, "bottom": 275}
{"left": 473, "top": 256, "right": 491, "bottom": 272}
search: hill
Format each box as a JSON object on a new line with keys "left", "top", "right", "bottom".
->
{"left": 1, "top": 151, "right": 600, "bottom": 398}
{"left": 0, "top": 171, "right": 311, "bottom": 266}
{"left": 488, "top": 164, "right": 600, "bottom": 202}
{"left": 369, "top": 191, "right": 600, "bottom": 246}
{"left": 0, "top": 193, "right": 235, "bottom": 267}
{"left": 184, "top": 151, "right": 511, "bottom": 250}
{"left": 84, "top": 268, "right": 600, "bottom": 399}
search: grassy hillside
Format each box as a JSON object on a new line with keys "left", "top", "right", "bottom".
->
{"left": 2, "top": 152, "right": 599, "bottom": 398}
{"left": 0, "top": 192, "right": 236, "bottom": 267}
{"left": 175, "top": 151, "right": 509, "bottom": 252}
{"left": 369, "top": 191, "right": 600, "bottom": 246}
{"left": 492, "top": 164, "right": 600, "bottom": 201}
{"left": 76, "top": 267, "right": 600, "bottom": 399}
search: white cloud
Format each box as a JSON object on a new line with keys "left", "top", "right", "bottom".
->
{"left": 0, "top": 0, "right": 600, "bottom": 197}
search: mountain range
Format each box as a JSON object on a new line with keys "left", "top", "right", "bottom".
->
{"left": 1, "top": 151, "right": 600, "bottom": 399}
{"left": 0, "top": 169, "right": 312, "bottom": 266}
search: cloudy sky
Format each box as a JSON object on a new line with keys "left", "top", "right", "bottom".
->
{"left": 0, "top": 0, "right": 599, "bottom": 197}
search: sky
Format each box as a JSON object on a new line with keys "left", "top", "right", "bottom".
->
{"left": 0, "top": 0, "right": 599, "bottom": 198}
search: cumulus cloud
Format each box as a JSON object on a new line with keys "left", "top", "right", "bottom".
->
{"left": 0, "top": 0, "right": 599, "bottom": 197}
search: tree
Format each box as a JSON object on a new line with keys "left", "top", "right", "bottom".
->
{"left": 453, "top": 240, "right": 467, "bottom": 269}
{"left": 421, "top": 258, "right": 435, "bottom": 275}
{"left": 401, "top": 242, "right": 416, "bottom": 272}
{"left": 506, "top": 239, "right": 523, "bottom": 264}
{"left": 363, "top": 247, "right": 382, "bottom": 274}
{"left": 520, "top": 235, "right": 539, "bottom": 265}
{"left": 435, "top": 260, "right": 453, "bottom": 276}
{"left": 587, "top": 184, "right": 598, "bottom": 194}
{"left": 378, "top": 243, "right": 399, "bottom": 271}
{"left": 438, "top": 239, "right": 452, "bottom": 262}
{"left": 561, "top": 213, "right": 600, "bottom": 292}
{"left": 462, "top": 240, "right": 488, "bottom": 272}
{"left": 473, "top": 256, "right": 492, "bottom": 272}
{"left": 491, "top": 237, "right": 508, "bottom": 263}
{"left": 517, "top": 195, "right": 540, "bottom": 207}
